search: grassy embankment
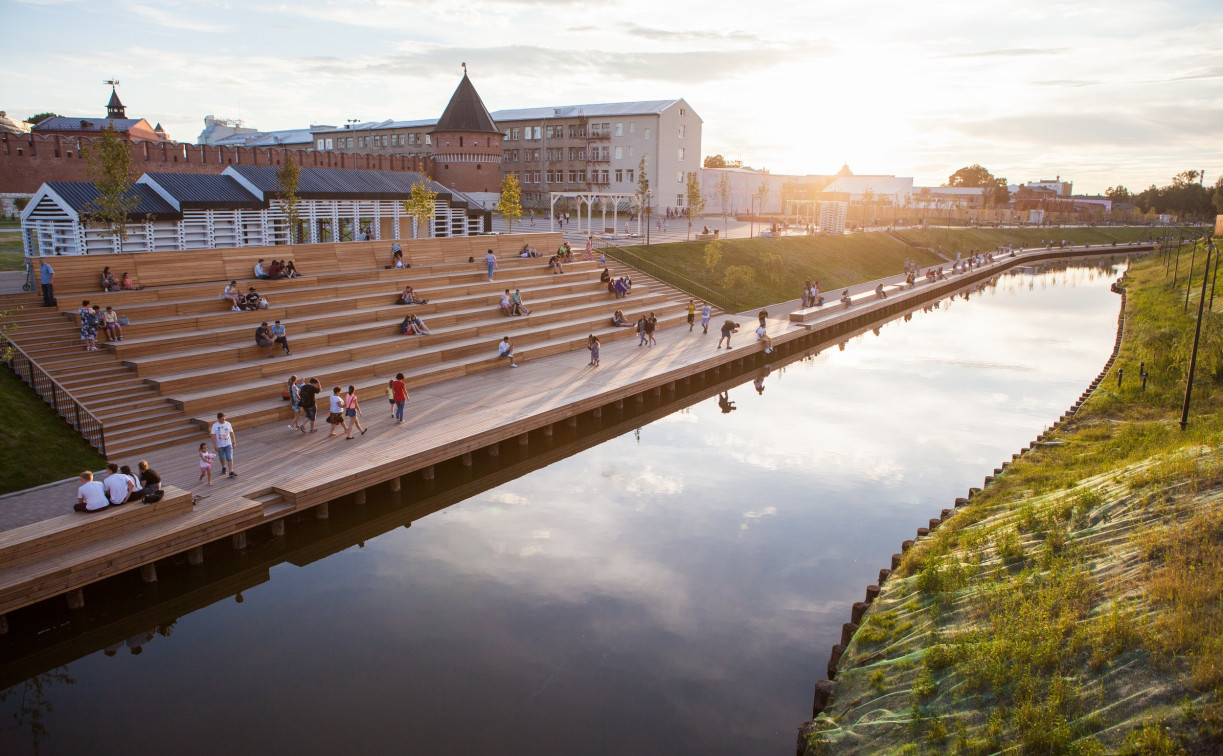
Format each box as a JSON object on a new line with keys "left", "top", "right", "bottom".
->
{"left": 614, "top": 226, "right": 1167, "bottom": 312}
{"left": 0, "top": 231, "right": 23, "bottom": 271}
{"left": 0, "top": 366, "right": 105, "bottom": 494}
{"left": 803, "top": 240, "right": 1223, "bottom": 754}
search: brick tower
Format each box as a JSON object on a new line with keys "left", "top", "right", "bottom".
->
{"left": 429, "top": 69, "right": 502, "bottom": 195}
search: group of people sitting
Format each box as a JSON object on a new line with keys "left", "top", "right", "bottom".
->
{"left": 254, "top": 259, "right": 301, "bottom": 280}
{"left": 74, "top": 461, "right": 163, "bottom": 512}
{"left": 400, "top": 313, "right": 431, "bottom": 335}
{"left": 800, "top": 279, "right": 823, "bottom": 308}
{"left": 399, "top": 284, "right": 428, "bottom": 305}
{"left": 255, "top": 320, "right": 292, "bottom": 356}
{"left": 222, "top": 281, "right": 269, "bottom": 311}
{"left": 100, "top": 266, "right": 140, "bottom": 292}
{"left": 601, "top": 268, "right": 633, "bottom": 299}
{"left": 499, "top": 289, "right": 532, "bottom": 317}
{"left": 611, "top": 310, "right": 635, "bottom": 327}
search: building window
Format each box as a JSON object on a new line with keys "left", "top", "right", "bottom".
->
{"left": 677, "top": 171, "right": 683, "bottom": 184}
{"left": 577, "top": 148, "right": 586, "bottom": 160}
{"left": 615, "top": 146, "right": 622, "bottom": 160}
{"left": 678, "top": 125, "right": 686, "bottom": 139}
{"left": 601, "top": 170, "right": 609, "bottom": 183}
{"left": 628, "top": 146, "right": 634, "bottom": 158}
{"left": 677, "top": 147, "right": 685, "bottom": 161}
{"left": 578, "top": 170, "right": 586, "bottom": 182}
{"left": 425, "top": 134, "right": 431, "bottom": 145}
{"left": 615, "top": 169, "right": 623, "bottom": 182}
{"left": 317, "top": 139, "right": 325, "bottom": 150}
{"left": 629, "top": 122, "right": 635, "bottom": 134}
{"left": 533, "top": 126, "right": 541, "bottom": 140}
{"left": 325, "top": 138, "right": 333, "bottom": 149}
{"left": 512, "top": 128, "right": 520, "bottom": 140}
{"left": 677, "top": 194, "right": 684, "bottom": 206}
{"left": 644, "top": 128, "right": 650, "bottom": 140}
{"left": 626, "top": 169, "right": 634, "bottom": 182}
{"left": 615, "top": 122, "right": 623, "bottom": 136}
{"left": 679, "top": 108, "right": 686, "bottom": 116}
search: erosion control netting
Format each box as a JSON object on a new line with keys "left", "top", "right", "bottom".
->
{"left": 804, "top": 446, "right": 1223, "bottom": 755}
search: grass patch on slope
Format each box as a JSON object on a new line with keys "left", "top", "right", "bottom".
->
{"left": 896, "top": 226, "right": 1182, "bottom": 260}
{"left": 805, "top": 245, "right": 1223, "bottom": 755}
{"left": 0, "top": 366, "right": 105, "bottom": 495}
{"left": 613, "top": 233, "right": 943, "bottom": 311}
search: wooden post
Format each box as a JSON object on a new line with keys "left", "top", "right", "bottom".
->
{"left": 567, "top": 416, "right": 578, "bottom": 427}
{"left": 461, "top": 452, "right": 473, "bottom": 466}
{"left": 615, "top": 399, "right": 624, "bottom": 410}
{"left": 141, "top": 563, "right": 157, "bottom": 583}
{"left": 232, "top": 531, "right": 248, "bottom": 549}
{"left": 667, "top": 381, "right": 676, "bottom": 392}
{"left": 592, "top": 407, "right": 602, "bottom": 418}
{"left": 423, "top": 465, "right": 435, "bottom": 479}
{"left": 0, "top": 614, "right": 7, "bottom": 635}
{"left": 270, "top": 519, "right": 286, "bottom": 537}
{"left": 635, "top": 393, "right": 644, "bottom": 403}
{"left": 354, "top": 490, "right": 366, "bottom": 505}
{"left": 488, "top": 443, "right": 499, "bottom": 457}
{"left": 389, "top": 477, "right": 401, "bottom": 492}
{"left": 518, "top": 433, "right": 529, "bottom": 446}
{"left": 187, "top": 546, "right": 204, "bottom": 565}
{"left": 315, "top": 503, "right": 329, "bottom": 520}
{"left": 652, "top": 386, "right": 661, "bottom": 397}
{"left": 66, "top": 588, "right": 85, "bottom": 610}
{"left": 542, "top": 424, "right": 553, "bottom": 437}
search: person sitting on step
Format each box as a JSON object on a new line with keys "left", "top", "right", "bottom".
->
{"left": 399, "top": 284, "right": 427, "bottom": 305}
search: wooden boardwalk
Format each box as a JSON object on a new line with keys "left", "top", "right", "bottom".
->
{"left": 0, "top": 241, "right": 1149, "bottom": 622}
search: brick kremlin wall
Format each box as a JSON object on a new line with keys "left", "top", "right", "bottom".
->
{"left": 1, "top": 133, "right": 433, "bottom": 195}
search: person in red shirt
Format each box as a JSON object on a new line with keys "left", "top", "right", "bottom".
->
{"left": 389, "top": 373, "right": 408, "bottom": 424}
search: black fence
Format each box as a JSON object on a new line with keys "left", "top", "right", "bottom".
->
{"left": 6, "top": 343, "right": 106, "bottom": 456}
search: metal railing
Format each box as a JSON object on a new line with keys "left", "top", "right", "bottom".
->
{"left": 6, "top": 341, "right": 106, "bottom": 456}
{"left": 598, "top": 241, "right": 735, "bottom": 311}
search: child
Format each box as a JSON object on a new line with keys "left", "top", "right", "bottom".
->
{"left": 756, "top": 324, "right": 774, "bottom": 354}
{"left": 590, "top": 335, "right": 601, "bottom": 367}
{"left": 199, "top": 443, "right": 216, "bottom": 485}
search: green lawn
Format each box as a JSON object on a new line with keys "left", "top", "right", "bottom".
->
{"left": 612, "top": 233, "right": 943, "bottom": 311}
{"left": 0, "top": 366, "right": 106, "bottom": 495}
{"left": 0, "top": 237, "right": 24, "bottom": 271}
{"left": 895, "top": 225, "right": 1179, "bottom": 258}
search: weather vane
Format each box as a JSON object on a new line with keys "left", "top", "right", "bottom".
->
{"left": 461, "top": 61, "right": 467, "bottom": 74}
{"left": 104, "top": 78, "right": 120, "bottom": 88}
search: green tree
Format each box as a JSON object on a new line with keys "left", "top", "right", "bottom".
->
{"left": 636, "top": 157, "right": 650, "bottom": 215}
{"left": 753, "top": 178, "right": 772, "bottom": 237}
{"left": 24, "top": 112, "right": 60, "bottom": 125}
{"left": 703, "top": 154, "right": 728, "bottom": 169}
{"left": 275, "top": 153, "right": 302, "bottom": 244}
{"left": 402, "top": 178, "right": 439, "bottom": 239}
{"left": 498, "top": 172, "right": 523, "bottom": 232}
{"left": 722, "top": 264, "right": 755, "bottom": 291}
{"left": 704, "top": 239, "right": 723, "bottom": 271}
{"left": 1105, "top": 186, "right": 1131, "bottom": 203}
{"left": 716, "top": 172, "right": 732, "bottom": 237}
{"left": 946, "top": 164, "right": 1009, "bottom": 207}
{"left": 685, "top": 171, "right": 706, "bottom": 241}
{"left": 83, "top": 124, "right": 138, "bottom": 252}
{"left": 1212, "top": 176, "right": 1223, "bottom": 214}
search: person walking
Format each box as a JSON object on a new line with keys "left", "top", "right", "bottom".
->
{"left": 343, "top": 385, "right": 366, "bottom": 439}
{"left": 298, "top": 378, "right": 321, "bottom": 433}
{"left": 484, "top": 249, "right": 498, "bottom": 281}
{"left": 199, "top": 443, "right": 216, "bottom": 485}
{"left": 701, "top": 302, "right": 711, "bottom": 334}
{"left": 636, "top": 314, "right": 647, "bottom": 347}
{"left": 389, "top": 373, "right": 408, "bottom": 424}
{"left": 287, "top": 375, "right": 304, "bottom": 432}
{"left": 210, "top": 412, "right": 237, "bottom": 477}
{"left": 645, "top": 311, "right": 658, "bottom": 347}
{"left": 40, "top": 259, "right": 55, "bottom": 307}
{"left": 327, "top": 386, "right": 345, "bottom": 437}
{"left": 687, "top": 299, "right": 696, "bottom": 331}
{"left": 77, "top": 300, "right": 99, "bottom": 352}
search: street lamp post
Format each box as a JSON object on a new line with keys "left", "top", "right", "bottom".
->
{"left": 1181, "top": 236, "right": 1214, "bottom": 430}
{"left": 644, "top": 191, "right": 652, "bottom": 246}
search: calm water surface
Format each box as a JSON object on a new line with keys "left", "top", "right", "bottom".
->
{"left": 0, "top": 263, "right": 1125, "bottom": 755}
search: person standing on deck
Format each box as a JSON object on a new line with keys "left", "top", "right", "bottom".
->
{"left": 645, "top": 311, "right": 658, "bottom": 347}
{"left": 484, "top": 249, "right": 498, "bottom": 281}
{"left": 40, "top": 259, "right": 55, "bottom": 307}
{"left": 701, "top": 302, "right": 711, "bottom": 334}
{"left": 687, "top": 300, "right": 696, "bottom": 331}
{"left": 211, "top": 412, "right": 237, "bottom": 477}
{"left": 390, "top": 373, "right": 409, "bottom": 424}
{"left": 718, "top": 320, "right": 739, "bottom": 349}
{"left": 298, "top": 378, "right": 320, "bottom": 433}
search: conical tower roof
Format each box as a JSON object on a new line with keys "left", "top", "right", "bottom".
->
{"left": 432, "top": 72, "right": 499, "bottom": 134}
{"left": 107, "top": 86, "right": 126, "bottom": 118}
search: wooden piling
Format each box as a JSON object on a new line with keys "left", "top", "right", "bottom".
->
{"left": 518, "top": 433, "right": 530, "bottom": 446}
{"left": 315, "top": 503, "right": 329, "bottom": 521}
{"left": 389, "top": 477, "right": 401, "bottom": 492}
{"left": 232, "top": 531, "right": 248, "bottom": 549}
{"left": 141, "top": 563, "right": 157, "bottom": 584}
{"left": 187, "top": 546, "right": 204, "bottom": 565}
{"left": 461, "top": 452, "right": 473, "bottom": 466}
{"left": 488, "top": 443, "right": 499, "bottom": 457}
{"left": 270, "top": 519, "right": 286, "bottom": 538}
{"left": 423, "top": 465, "right": 436, "bottom": 479}
{"left": 66, "top": 588, "right": 84, "bottom": 610}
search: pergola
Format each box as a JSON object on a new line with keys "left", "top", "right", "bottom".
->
{"left": 549, "top": 192, "right": 643, "bottom": 237}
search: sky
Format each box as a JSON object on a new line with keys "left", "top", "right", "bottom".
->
{"left": 6, "top": 0, "right": 1222, "bottom": 194}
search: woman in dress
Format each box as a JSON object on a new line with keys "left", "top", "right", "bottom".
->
{"left": 78, "top": 300, "right": 98, "bottom": 351}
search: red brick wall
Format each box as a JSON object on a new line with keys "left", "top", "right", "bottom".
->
{"left": 430, "top": 130, "right": 504, "bottom": 195}
{"left": 0, "top": 133, "right": 434, "bottom": 194}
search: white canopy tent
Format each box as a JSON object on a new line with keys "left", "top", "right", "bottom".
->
{"left": 549, "top": 192, "right": 643, "bottom": 237}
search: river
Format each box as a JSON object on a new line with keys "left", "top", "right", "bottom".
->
{"left": 0, "top": 261, "right": 1126, "bottom": 755}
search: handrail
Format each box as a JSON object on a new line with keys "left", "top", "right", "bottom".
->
{"left": 4, "top": 339, "right": 106, "bottom": 456}
{"left": 597, "top": 241, "right": 734, "bottom": 311}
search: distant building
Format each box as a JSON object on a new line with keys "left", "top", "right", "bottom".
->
{"left": 312, "top": 75, "right": 701, "bottom": 211}
{"left": 1024, "top": 177, "right": 1072, "bottom": 196}
{"left": 819, "top": 166, "right": 913, "bottom": 206}
{"left": 698, "top": 167, "right": 786, "bottom": 215}
{"left": 31, "top": 85, "right": 169, "bottom": 143}
{"left": 20, "top": 165, "right": 488, "bottom": 255}
{"left": 0, "top": 111, "right": 31, "bottom": 135}
{"left": 911, "top": 186, "right": 986, "bottom": 209}
{"left": 199, "top": 115, "right": 323, "bottom": 149}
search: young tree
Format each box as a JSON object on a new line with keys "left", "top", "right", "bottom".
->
{"left": 716, "top": 172, "right": 732, "bottom": 237}
{"left": 685, "top": 171, "right": 706, "bottom": 241}
{"left": 24, "top": 112, "right": 60, "bottom": 125}
{"left": 946, "top": 164, "right": 1009, "bottom": 207}
{"left": 498, "top": 173, "right": 523, "bottom": 233}
{"left": 275, "top": 153, "right": 302, "bottom": 244}
{"left": 636, "top": 157, "right": 650, "bottom": 213}
{"left": 402, "top": 178, "right": 439, "bottom": 239}
{"left": 755, "top": 179, "right": 772, "bottom": 231}
{"left": 83, "top": 124, "right": 138, "bottom": 253}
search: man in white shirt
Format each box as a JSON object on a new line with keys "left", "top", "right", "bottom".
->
{"left": 211, "top": 411, "right": 237, "bottom": 478}
{"left": 75, "top": 471, "right": 109, "bottom": 512}
{"left": 254, "top": 259, "right": 269, "bottom": 279}
{"left": 103, "top": 463, "right": 135, "bottom": 506}
{"left": 498, "top": 337, "right": 518, "bottom": 367}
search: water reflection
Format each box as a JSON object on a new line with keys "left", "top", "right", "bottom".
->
{"left": 0, "top": 262, "right": 1126, "bottom": 755}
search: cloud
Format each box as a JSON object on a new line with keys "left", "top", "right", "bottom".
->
{"left": 1034, "top": 79, "right": 1100, "bottom": 88}
{"left": 941, "top": 47, "right": 1068, "bottom": 59}
{"left": 128, "top": 3, "right": 231, "bottom": 32}
{"left": 619, "top": 23, "right": 760, "bottom": 43}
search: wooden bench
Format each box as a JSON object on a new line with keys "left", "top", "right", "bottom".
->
{"left": 0, "top": 486, "right": 193, "bottom": 569}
